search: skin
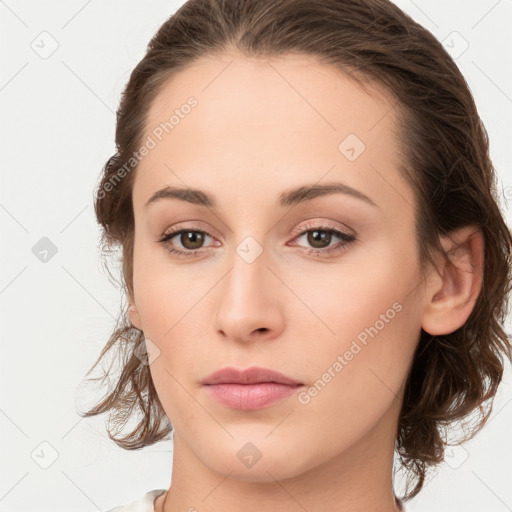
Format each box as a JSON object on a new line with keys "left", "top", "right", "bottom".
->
{"left": 127, "top": 50, "right": 484, "bottom": 512}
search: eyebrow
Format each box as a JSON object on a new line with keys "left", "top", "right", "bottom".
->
{"left": 144, "top": 182, "right": 378, "bottom": 209}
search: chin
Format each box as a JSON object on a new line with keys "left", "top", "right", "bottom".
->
{"left": 199, "top": 436, "right": 312, "bottom": 483}
{"left": 209, "top": 458, "right": 307, "bottom": 483}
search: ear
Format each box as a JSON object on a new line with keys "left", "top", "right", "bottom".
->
{"left": 421, "top": 225, "right": 484, "bottom": 336}
{"left": 128, "top": 299, "right": 143, "bottom": 331}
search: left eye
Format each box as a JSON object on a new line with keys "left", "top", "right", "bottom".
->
{"left": 294, "top": 228, "right": 352, "bottom": 250}
{"left": 290, "top": 226, "right": 356, "bottom": 256}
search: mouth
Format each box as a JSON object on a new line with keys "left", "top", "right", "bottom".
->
{"left": 201, "top": 366, "right": 304, "bottom": 410}
{"left": 201, "top": 365, "right": 303, "bottom": 386}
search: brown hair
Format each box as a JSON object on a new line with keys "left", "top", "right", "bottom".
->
{"left": 79, "top": 0, "right": 512, "bottom": 501}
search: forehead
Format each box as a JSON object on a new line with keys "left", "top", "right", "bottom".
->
{"left": 144, "top": 51, "right": 396, "bottom": 139}
{"left": 133, "top": 51, "right": 414, "bottom": 218}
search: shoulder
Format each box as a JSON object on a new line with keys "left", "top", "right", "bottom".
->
{"left": 105, "top": 489, "right": 166, "bottom": 512}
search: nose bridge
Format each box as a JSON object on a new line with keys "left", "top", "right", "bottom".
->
{"left": 214, "top": 236, "right": 284, "bottom": 340}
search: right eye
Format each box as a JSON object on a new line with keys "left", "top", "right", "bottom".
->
{"left": 158, "top": 229, "right": 217, "bottom": 257}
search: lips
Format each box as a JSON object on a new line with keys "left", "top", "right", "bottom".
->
{"left": 201, "top": 366, "right": 304, "bottom": 410}
{"left": 201, "top": 366, "right": 303, "bottom": 386}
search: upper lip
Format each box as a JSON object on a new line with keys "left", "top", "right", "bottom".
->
{"left": 201, "top": 366, "right": 303, "bottom": 386}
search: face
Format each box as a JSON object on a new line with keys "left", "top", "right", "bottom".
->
{"left": 129, "top": 51, "right": 427, "bottom": 481}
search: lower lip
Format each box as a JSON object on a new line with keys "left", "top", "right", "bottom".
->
{"left": 203, "top": 382, "right": 303, "bottom": 410}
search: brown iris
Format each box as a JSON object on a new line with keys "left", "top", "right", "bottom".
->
{"left": 180, "top": 231, "right": 206, "bottom": 250}
{"left": 307, "top": 230, "right": 332, "bottom": 249}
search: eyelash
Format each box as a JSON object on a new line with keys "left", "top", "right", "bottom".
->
{"left": 157, "top": 222, "right": 356, "bottom": 259}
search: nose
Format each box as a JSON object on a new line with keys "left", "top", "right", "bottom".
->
{"left": 213, "top": 242, "right": 285, "bottom": 343}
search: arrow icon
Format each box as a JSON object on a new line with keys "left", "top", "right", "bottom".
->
{"left": 30, "top": 440, "right": 59, "bottom": 469}
{"left": 236, "top": 236, "right": 263, "bottom": 263}
{"left": 339, "top": 134, "right": 365, "bottom": 161}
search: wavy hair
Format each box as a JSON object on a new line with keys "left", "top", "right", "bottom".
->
{"left": 78, "top": 0, "right": 512, "bottom": 501}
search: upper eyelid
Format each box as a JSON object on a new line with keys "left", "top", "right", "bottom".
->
{"left": 162, "top": 221, "right": 219, "bottom": 238}
{"left": 163, "top": 221, "right": 350, "bottom": 238}
{"left": 291, "top": 220, "right": 352, "bottom": 235}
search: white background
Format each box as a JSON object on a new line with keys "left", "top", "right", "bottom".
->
{"left": 1, "top": 1, "right": 511, "bottom": 511}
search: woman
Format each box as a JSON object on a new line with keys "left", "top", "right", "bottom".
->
{"left": 80, "top": 0, "right": 512, "bottom": 510}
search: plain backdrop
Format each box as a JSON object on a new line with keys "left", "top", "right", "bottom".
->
{"left": 1, "top": 1, "right": 511, "bottom": 511}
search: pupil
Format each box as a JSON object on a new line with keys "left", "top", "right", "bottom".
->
{"left": 182, "top": 231, "right": 204, "bottom": 249}
{"left": 308, "top": 230, "right": 331, "bottom": 248}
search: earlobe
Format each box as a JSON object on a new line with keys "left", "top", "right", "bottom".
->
{"left": 421, "top": 226, "right": 484, "bottom": 336}
{"left": 128, "top": 301, "right": 143, "bottom": 331}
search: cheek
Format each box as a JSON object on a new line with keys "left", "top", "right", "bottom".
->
{"left": 290, "top": 243, "right": 422, "bottom": 401}
{"left": 132, "top": 238, "right": 203, "bottom": 334}
{"left": 290, "top": 280, "right": 421, "bottom": 462}
{"left": 131, "top": 242, "right": 214, "bottom": 391}
{"left": 291, "top": 243, "right": 418, "bottom": 344}
{"left": 298, "top": 300, "right": 420, "bottom": 444}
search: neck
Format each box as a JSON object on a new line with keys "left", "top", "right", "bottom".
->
{"left": 158, "top": 415, "right": 401, "bottom": 512}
